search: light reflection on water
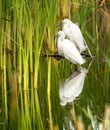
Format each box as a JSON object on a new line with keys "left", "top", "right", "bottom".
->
{"left": 59, "top": 67, "right": 88, "bottom": 106}
{"left": 0, "top": 57, "right": 110, "bottom": 130}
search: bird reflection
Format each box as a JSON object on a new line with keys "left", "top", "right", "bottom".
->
{"left": 59, "top": 67, "right": 88, "bottom": 106}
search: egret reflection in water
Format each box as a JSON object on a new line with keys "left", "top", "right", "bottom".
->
{"left": 59, "top": 67, "right": 88, "bottom": 106}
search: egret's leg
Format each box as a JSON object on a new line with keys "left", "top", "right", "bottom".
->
{"left": 87, "top": 60, "right": 93, "bottom": 71}
{"left": 87, "top": 46, "right": 93, "bottom": 59}
{"left": 83, "top": 39, "right": 93, "bottom": 59}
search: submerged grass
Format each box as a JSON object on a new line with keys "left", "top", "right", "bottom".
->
{"left": 0, "top": 0, "right": 110, "bottom": 130}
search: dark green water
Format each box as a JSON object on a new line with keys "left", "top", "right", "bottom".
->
{"left": 0, "top": 55, "right": 110, "bottom": 130}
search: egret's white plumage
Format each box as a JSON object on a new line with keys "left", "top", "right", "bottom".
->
{"left": 57, "top": 31, "right": 85, "bottom": 65}
{"left": 59, "top": 67, "right": 88, "bottom": 106}
{"left": 62, "top": 19, "right": 87, "bottom": 53}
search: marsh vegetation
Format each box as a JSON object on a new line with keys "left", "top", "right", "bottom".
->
{"left": 0, "top": 0, "right": 110, "bottom": 130}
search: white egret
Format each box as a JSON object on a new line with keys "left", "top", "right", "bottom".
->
{"left": 57, "top": 31, "right": 86, "bottom": 65}
{"left": 62, "top": 19, "right": 93, "bottom": 58}
{"left": 59, "top": 67, "right": 88, "bottom": 106}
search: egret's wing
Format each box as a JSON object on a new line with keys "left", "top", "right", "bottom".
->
{"left": 62, "top": 68, "right": 87, "bottom": 97}
{"left": 59, "top": 67, "right": 88, "bottom": 105}
{"left": 69, "top": 24, "right": 87, "bottom": 52}
{"left": 62, "top": 39, "right": 85, "bottom": 64}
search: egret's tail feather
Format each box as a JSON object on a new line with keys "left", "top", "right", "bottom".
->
{"left": 80, "top": 58, "right": 86, "bottom": 65}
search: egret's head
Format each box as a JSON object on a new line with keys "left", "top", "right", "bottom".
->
{"left": 57, "top": 19, "right": 72, "bottom": 28}
{"left": 62, "top": 19, "right": 73, "bottom": 26}
{"left": 57, "top": 31, "right": 65, "bottom": 40}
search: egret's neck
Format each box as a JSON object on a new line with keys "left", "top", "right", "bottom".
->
{"left": 58, "top": 34, "right": 65, "bottom": 41}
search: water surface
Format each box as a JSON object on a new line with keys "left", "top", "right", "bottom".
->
{"left": 0, "top": 56, "right": 110, "bottom": 130}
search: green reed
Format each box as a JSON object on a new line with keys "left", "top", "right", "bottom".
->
{"left": 1, "top": 0, "right": 110, "bottom": 130}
